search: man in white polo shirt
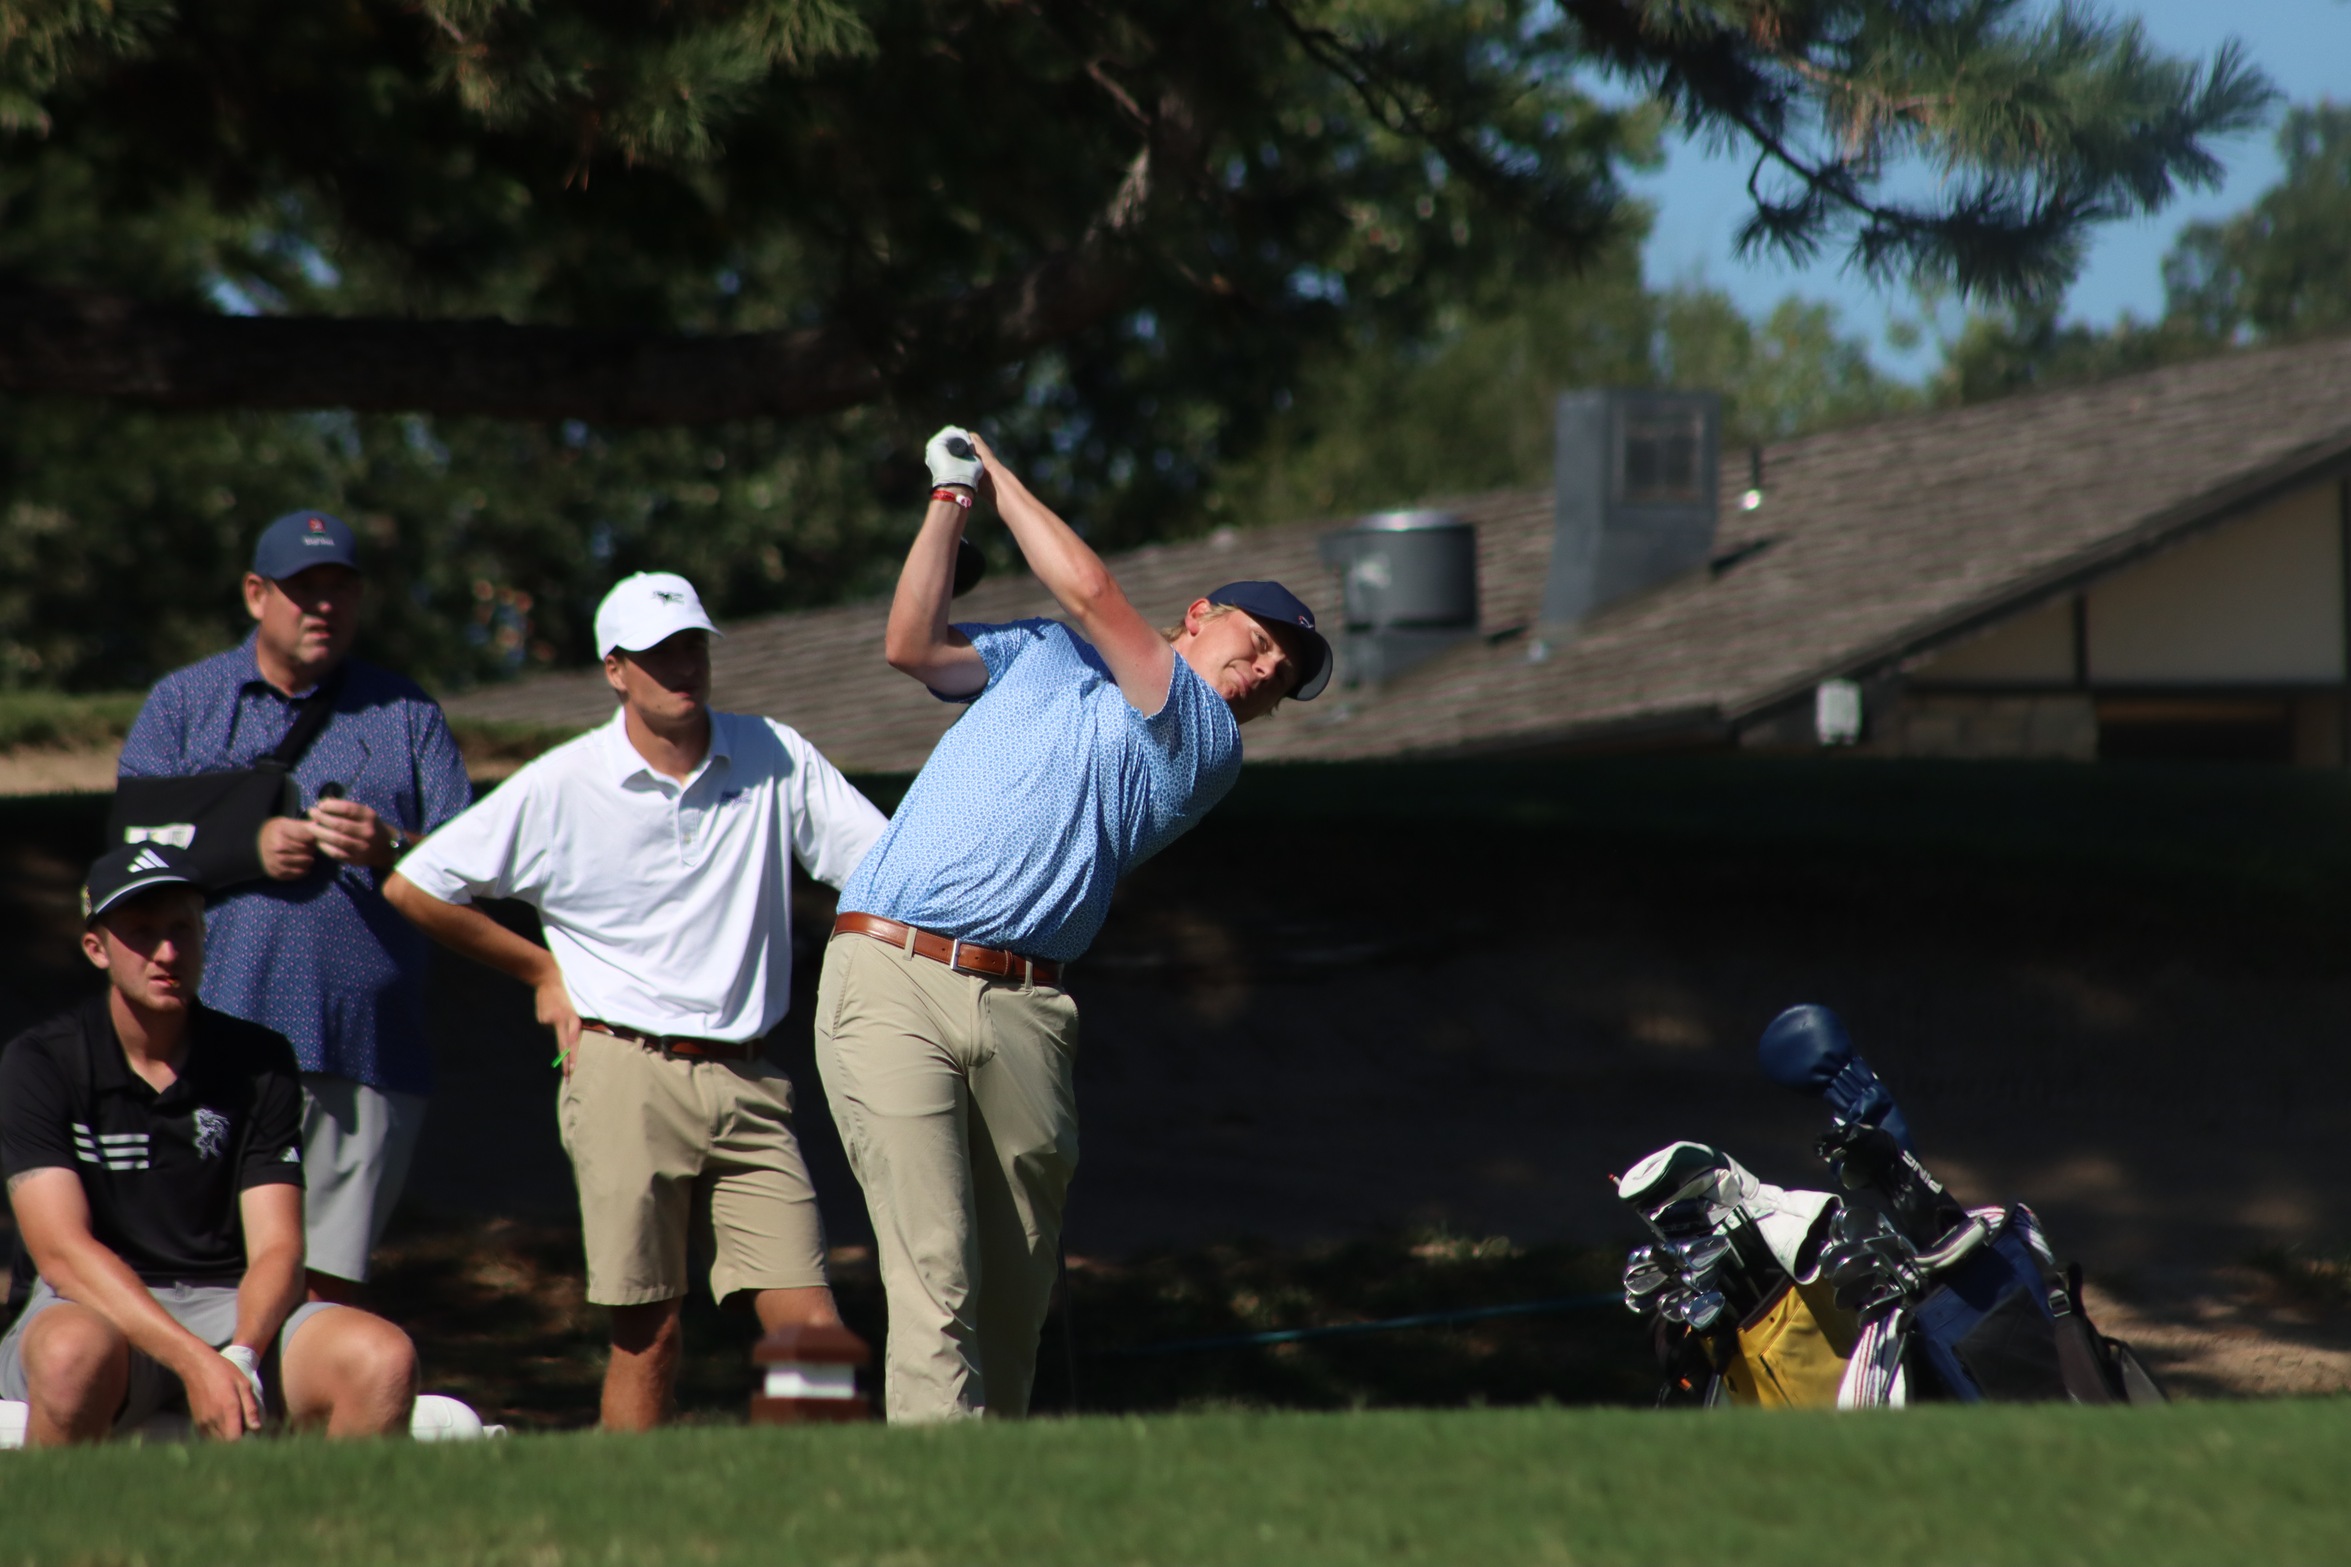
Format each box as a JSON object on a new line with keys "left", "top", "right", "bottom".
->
{"left": 383, "top": 572, "right": 886, "bottom": 1429}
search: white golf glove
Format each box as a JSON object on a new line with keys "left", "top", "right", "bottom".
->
{"left": 925, "top": 426, "right": 984, "bottom": 491}
{"left": 220, "top": 1344, "right": 265, "bottom": 1408}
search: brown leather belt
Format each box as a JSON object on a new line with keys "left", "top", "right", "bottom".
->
{"left": 833, "top": 913, "right": 1063, "bottom": 987}
{"left": 581, "top": 1020, "right": 763, "bottom": 1063}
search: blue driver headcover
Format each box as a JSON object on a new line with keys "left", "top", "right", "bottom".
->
{"left": 1757, "top": 1004, "right": 1915, "bottom": 1153}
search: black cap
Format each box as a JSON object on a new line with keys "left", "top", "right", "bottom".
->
{"left": 82, "top": 843, "right": 204, "bottom": 925}
{"left": 1206, "top": 581, "right": 1332, "bottom": 700}
{"left": 252, "top": 510, "right": 361, "bottom": 579}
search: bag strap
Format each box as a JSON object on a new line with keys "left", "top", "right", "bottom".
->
{"left": 261, "top": 665, "right": 346, "bottom": 770}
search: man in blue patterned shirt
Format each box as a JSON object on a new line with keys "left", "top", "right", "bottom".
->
{"left": 117, "top": 512, "right": 472, "bottom": 1300}
{"left": 818, "top": 428, "right": 1332, "bottom": 1421}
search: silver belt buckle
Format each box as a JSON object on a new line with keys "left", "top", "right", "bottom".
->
{"left": 949, "top": 938, "right": 1002, "bottom": 978}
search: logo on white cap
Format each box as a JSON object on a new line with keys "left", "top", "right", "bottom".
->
{"left": 595, "top": 572, "right": 722, "bottom": 658}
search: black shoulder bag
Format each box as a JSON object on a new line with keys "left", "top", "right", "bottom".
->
{"left": 105, "top": 669, "right": 346, "bottom": 891}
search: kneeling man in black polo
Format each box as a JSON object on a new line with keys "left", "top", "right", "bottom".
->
{"left": 0, "top": 845, "right": 417, "bottom": 1445}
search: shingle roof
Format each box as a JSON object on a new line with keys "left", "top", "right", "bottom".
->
{"left": 447, "top": 334, "right": 2351, "bottom": 769}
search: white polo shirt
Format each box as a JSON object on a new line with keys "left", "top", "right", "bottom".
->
{"left": 395, "top": 708, "right": 887, "bottom": 1042}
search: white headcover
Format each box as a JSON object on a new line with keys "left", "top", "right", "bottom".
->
{"left": 1617, "top": 1140, "right": 1838, "bottom": 1279}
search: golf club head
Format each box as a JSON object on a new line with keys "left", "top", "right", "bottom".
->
{"left": 1622, "top": 1246, "right": 1671, "bottom": 1298}
{"left": 1623, "top": 1276, "right": 1671, "bottom": 1308}
{"left": 1648, "top": 1197, "right": 1717, "bottom": 1240}
{"left": 1757, "top": 1005, "right": 1914, "bottom": 1152}
{"left": 1662, "top": 1288, "right": 1728, "bottom": 1330}
{"left": 1623, "top": 1275, "right": 1670, "bottom": 1314}
{"left": 1822, "top": 1243, "right": 1908, "bottom": 1287}
{"left": 1828, "top": 1203, "right": 1900, "bottom": 1245}
{"left": 1669, "top": 1235, "right": 1734, "bottom": 1276}
{"left": 952, "top": 536, "right": 987, "bottom": 597}
{"left": 1821, "top": 1232, "right": 1920, "bottom": 1312}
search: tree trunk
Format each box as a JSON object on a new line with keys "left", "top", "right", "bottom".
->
{"left": 0, "top": 243, "right": 1134, "bottom": 424}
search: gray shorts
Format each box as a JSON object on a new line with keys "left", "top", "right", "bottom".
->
{"left": 302, "top": 1074, "right": 428, "bottom": 1282}
{"left": 0, "top": 1279, "right": 338, "bottom": 1428}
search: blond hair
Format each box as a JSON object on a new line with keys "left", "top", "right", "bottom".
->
{"left": 1161, "top": 601, "right": 1243, "bottom": 642}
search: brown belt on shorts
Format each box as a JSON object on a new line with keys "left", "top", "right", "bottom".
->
{"left": 832, "top": 912, "right": 1063, "bottom": 987}
{"left": 580, "top": 1019, "right": 763, "bottom": 1063}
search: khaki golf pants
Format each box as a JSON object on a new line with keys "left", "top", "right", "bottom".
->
{"left": 813, "top": 930, "right": 1079, "bottom": 1423}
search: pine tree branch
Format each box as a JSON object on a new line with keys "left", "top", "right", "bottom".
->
{"left": 0, "top": 281, "right": 849, "bottom": 421}
{"left": 1264, "top": 0, "right": 1605, "bottom": 243}
{"left": 1563, "top": 0, "right": 2273, "bottom": 299}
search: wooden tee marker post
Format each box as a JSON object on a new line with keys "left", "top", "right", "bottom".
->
{"left": 750, "top": 1322, "right": 873, "bottom": 1423}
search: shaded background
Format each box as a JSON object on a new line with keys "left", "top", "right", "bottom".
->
{"left": 7, "top": 757, "right": 2348, "bottom": 1276}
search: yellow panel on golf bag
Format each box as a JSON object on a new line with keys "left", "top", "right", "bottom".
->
{"left": 1718, "top": 1279, "right": 1859, "bottom": 1408}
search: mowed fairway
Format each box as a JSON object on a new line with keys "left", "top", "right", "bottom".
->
{"left": 4, "top": 1401, "right": 2350, "bottom": 1565}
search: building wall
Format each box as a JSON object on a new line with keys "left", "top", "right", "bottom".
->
{"left": 1915, "top": 596, "right": 2076, "bottom": 684}
{"left": 1910, "top": 481, "right": 2345, "bottom": 691}
{"left": 2087, "top": 483, "right": 2343, "bottom": 684}
{"left": 1881, "top": 480, "right": 2349, "bottom": 764}
{"left": 1868, "top": 692, "right": 2098, "bottom": 760}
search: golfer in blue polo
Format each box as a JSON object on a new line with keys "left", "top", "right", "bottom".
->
{"left": 817, "top": 427, "right": 1332, "bottom": 1422}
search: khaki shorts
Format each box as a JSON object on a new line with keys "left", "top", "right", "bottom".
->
{"left": 557, "top": 1027, "right": 828, "bottom": 1308}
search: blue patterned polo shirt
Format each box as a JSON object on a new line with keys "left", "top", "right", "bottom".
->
{"left": 117, "top": 634, "right": 473, "bottom": 1094}
{"left": 839, "top": 618, "right": 1242, "bottom": 963}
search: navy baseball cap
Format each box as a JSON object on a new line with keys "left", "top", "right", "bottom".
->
{"left": 82, "top": 843, "right": 204, "bottom": 925}
{"left": 1207, "top": 581, "right": 1332, "bottom": 700}
{"left": 251, "top": 510, "right": 361, "bottom": 579}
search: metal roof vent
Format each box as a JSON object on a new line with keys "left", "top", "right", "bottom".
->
{"left": 1317, "top": 510, "right": 1478, "bottom": 686}
{"left": 1544, "top": 389, "right": 1721, "bottom": 629}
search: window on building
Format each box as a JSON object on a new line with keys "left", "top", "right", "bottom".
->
{"left": 1617, "top": 408, "right": 1708, "bottom": 506}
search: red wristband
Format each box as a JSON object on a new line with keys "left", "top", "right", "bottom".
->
{"left": 931, "top": 487, "right": 973, "bottom": 510}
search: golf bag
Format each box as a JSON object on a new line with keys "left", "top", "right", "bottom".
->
{"left": 1616, "top": 1004, "right": 2165, "bottom": 1409}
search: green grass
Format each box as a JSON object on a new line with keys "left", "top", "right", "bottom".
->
{"left": 0, "top": 687, "right": 581, "bottom": 769}
{"left": 0, "top": 689, "right": 145, "bottom": 751}
{"left": 4, "top": 1402, "right": 2350, "bottom": 1565}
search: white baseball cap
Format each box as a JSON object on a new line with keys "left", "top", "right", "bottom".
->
{"left": 595, "top": 572, "right": 722, "bottom": 658}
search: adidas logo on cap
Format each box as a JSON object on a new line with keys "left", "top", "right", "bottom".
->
{"left": 83, "top": 841, "right": 202, "bottom": 923}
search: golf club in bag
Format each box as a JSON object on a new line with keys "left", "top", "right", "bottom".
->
{"left": 1615, "top": 1004, "right": 2165, "bottom": 1409}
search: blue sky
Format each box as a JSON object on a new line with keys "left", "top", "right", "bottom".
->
{"left": 1619, "top": 1, "right": 2351, "bottom": 376}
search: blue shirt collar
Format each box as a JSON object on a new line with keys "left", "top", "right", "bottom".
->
{"left": 236, "top": 628, "right": 332, "bottom": 700}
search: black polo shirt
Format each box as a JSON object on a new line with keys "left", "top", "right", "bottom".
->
{"left": 0, "top": 994, "right": 304, "bottom": 1285}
